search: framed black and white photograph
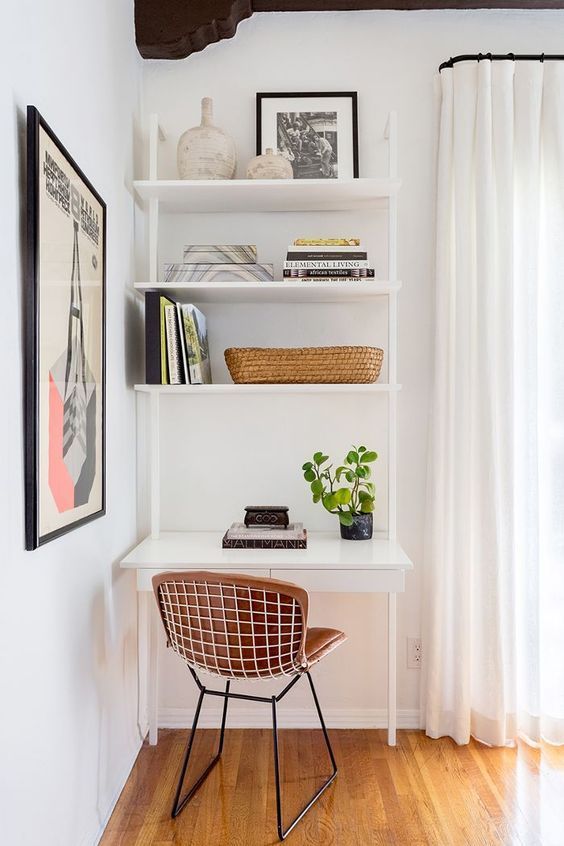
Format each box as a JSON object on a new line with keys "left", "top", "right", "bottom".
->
{"left": 256, "top": 92, "right": 359, "bottom": 180}
{"left": 26, "top": 106, "right": 106, "bottom": 550}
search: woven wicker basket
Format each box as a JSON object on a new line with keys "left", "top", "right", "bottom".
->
{"left": 224, "top": 346, "right": 384, "bottom": 384}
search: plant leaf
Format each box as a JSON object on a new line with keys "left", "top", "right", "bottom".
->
{"left": 360, "top": 499, "right": 375, "bottom": 513}
{"left": 361, "top": 450, "right": 378, "bottom": 463}
{"left": 303, "top": 469, "right": 316, "bottom": 482}
{"left": 312, "top": 493, "right": 321, "bottom": 503}
{"left": 355, "top": 465, "right": 368, "bottom": 478}
{"left": 311, "top": 478, "right": 324, "bottom": 496}
{"left": 313, "top": 451, "right": 329, "bottom": 466}
{"left": 335, "top": 487, "right": 352, "bottom": 505}
{"left": 358, "top": 490, "right": 372, "bottom": 501}
{"left": 323, "top": 493, "right": 338, "bottom": 511}
{"left": 358, "top": 445, "right": 366, "bottom": 452}
{"left": 302, "top": 461, "right": 313, "bottom": 471}
{"left": 345, "top": 471, "right": 355, "bottom": 483}
{"left": 346, "top": 450, "right": 359, "bottom": 465}
{"left": 339, "top": 512, "right": 354, "bottom": 527}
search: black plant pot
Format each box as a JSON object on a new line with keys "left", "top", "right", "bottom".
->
{"left": 339, "top": 513, "right": 373, "bottom": 541}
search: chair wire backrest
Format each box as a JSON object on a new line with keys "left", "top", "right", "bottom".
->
{"left": 153, "top": 571, "right": 309, "bottom": 680}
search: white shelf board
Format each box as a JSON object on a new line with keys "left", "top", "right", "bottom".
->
{"left": 134, "top": 383, "right": 401, "bottom": 395}
{"left": 120, "top": 531, "right": 413, "bottom": 571}
{"left": 133, "top": 177, "right": 401, "bottom": 214}
{"left": 134, "top": 280, "right": 401, "bottom": 303}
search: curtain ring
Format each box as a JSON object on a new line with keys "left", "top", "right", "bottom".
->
{"left": 508, "top": 52, "right": 515, "bottom": 62}
{"left": 540, "top": 53, "right": 545, "bottom": 63}
{"left": 486, "top": 52, "right": 492, "bottom": 61}
{"left": 477, "top": 53, "right": 483, "bottom": 62}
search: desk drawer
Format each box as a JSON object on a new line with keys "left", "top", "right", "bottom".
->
{"left": 270, "top": 569, "right": 405, "bottom": 593}
{"left": 137, "top": 567, "right": 271, "bottom": 591}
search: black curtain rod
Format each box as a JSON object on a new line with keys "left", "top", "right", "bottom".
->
{"left": 439, "top": 53, "right": 564, "bottom": 72}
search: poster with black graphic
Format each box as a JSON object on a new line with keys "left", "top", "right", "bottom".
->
{"left": 26, "top": 107, "right": 106, "bottom": 549}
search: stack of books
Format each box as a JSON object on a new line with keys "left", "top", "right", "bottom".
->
{"left": 145, "top": 291, "right": 211, "bottom": 385}
{"left": 163, "top": 244, "right": 274, "bottom": 285}
{"left": 222, "top": 522, "right": 307, "bottom": 549}
{"left": 283, "top": 237, "right": 375, "bottom": 282}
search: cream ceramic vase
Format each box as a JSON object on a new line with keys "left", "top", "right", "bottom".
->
{"left": 177, "top": 97, "right": 237, "bottom": 180}
{"left": 246, "top": 147, "right": 293, "bottom": 179}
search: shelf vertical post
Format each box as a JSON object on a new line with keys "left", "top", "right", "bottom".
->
{"left": 150, "top": 390, "right": 160, "bottom": 539}
{"left": 388, "top": 592, "right": 397, "bottom": 746}
{"left": 385, "top": 112, "right": 398, "bottom": 542}
{"left": 148, "top": 114, "right": 163, "bottom": 285}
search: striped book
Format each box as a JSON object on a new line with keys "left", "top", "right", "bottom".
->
{"left": 183, "top": 244, "right": 257, "bottom": 264}
{"left": 163, "top": 263, "right": 274, "bottom": 284}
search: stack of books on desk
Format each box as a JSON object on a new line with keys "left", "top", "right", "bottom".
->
{"left": 163, "top": 244, "right": 274, "bottom": 285}
{"left": 222, "top": 522, "right": 307, "bottom": 549}
{"left": 283, "top": 237, "right": 375, "bottom": 282}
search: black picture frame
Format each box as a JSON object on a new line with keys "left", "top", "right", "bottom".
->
{"left": 256, "top": 91, "right": 359, "bottom": 179}
{"left": 26, "top": 106, "right": 106, "bottom": 550}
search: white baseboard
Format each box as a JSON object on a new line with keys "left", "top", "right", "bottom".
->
{"left": 159, "top": 707, "right": 422, "bottom": 730}
{"left": 79, "top": 737, "right": 143, "bottom": 846}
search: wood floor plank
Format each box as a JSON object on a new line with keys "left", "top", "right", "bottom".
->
{"left": 100, "top": 730, "right": 564, "bottom": 846}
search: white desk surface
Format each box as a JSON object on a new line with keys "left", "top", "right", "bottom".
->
{"left": 120, "top": 531, "right": 413, "bottom": 571}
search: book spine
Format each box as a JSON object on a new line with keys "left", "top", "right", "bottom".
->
{"left": 283, "top": 260, "right": 369, "bottom": 270}
{"left": 222, "top": 537, "right": 307, "bottom": 549}
{"left": 288, "top": 252, "right": 368, "bottom": 261}
{"left": 283, "top": 268, "right": 374, "bottom": 278}
{"left": 176, "top": 302, "right": 190, "bottom": 384}
{"left": 285, "top": 277, "right": 374, "bottom": 283}
{"left": 164, "top": 305, "right": 183, "bottom": 385}
{"left": 294, "top": 239, "right": 360, "bottom": 246}
{"left": 181, "top": 306, "right": 203, "bottom": 384}
{"left": 144, "top": 291, "right": 164, "bottom": 385}
{"left": 286, "top": 251, "right": 368, "bottom": 261}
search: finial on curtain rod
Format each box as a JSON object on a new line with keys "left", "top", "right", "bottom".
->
{"left": 439, "top": 53, "right": 564, "bottom": 72}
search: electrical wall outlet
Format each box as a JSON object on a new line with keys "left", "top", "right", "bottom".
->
{"left": 407, "top": 638, "right": 422, "bottom": 669}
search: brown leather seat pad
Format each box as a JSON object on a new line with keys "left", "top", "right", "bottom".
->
{"left": 305, "top": 627, "right": 347, "bottom": 667}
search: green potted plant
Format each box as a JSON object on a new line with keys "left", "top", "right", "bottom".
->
{"left": 302, "top": 445, "right": 377, "bottom": 540}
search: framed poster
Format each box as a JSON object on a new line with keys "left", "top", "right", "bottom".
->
{"left": 256, "top": 92, "right": 359, "bottom": 180}
{"left": 25, "top": 107, "right": 106, "bottom": 549}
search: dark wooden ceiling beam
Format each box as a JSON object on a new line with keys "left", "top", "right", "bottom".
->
{"left": 135, "top": 1, "right": 564, "bottom": 60}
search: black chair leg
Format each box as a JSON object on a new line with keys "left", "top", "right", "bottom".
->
{"left": 171, "top": 680, "right": 230, "bottom": 818}
{"left": 271, "top": 672, "right": 338, "bottom": 841}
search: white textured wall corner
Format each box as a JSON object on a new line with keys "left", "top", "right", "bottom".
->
{"left": 0, "top": 2, "right": 142, "bottom": 845}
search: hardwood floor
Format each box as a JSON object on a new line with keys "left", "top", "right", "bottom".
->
{"left": 101, "top": 729, "right": 564, "bottom": 845}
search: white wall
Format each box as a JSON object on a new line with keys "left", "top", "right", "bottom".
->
{"left": 141, "top": 8, "right": 564, "bottom": 728}
{"left": 0, "top": 3, "right": 142, "bottom": 845}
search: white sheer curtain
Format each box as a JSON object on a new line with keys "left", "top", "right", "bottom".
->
{"left": 423, "top": 59, "right": 564, "bottom": 747}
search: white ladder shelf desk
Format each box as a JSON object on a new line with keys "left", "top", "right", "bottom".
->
{"left": 121, "top": 111, "right": 413, "bottom": 747}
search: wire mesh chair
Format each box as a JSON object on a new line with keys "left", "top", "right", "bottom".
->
{"left": 153, "top": 570, "right": 347, "bottom": 841}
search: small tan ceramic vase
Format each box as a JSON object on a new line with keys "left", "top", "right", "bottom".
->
{"left": 246, "top": 148, "right": 293, "bottom": 180}
{"left": 177, "top": 97, "right": 237, "bottom": 180}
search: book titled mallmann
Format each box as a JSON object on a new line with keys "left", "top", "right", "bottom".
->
{"left": 222, "top": 523, "right": 307, "bottom": 549}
